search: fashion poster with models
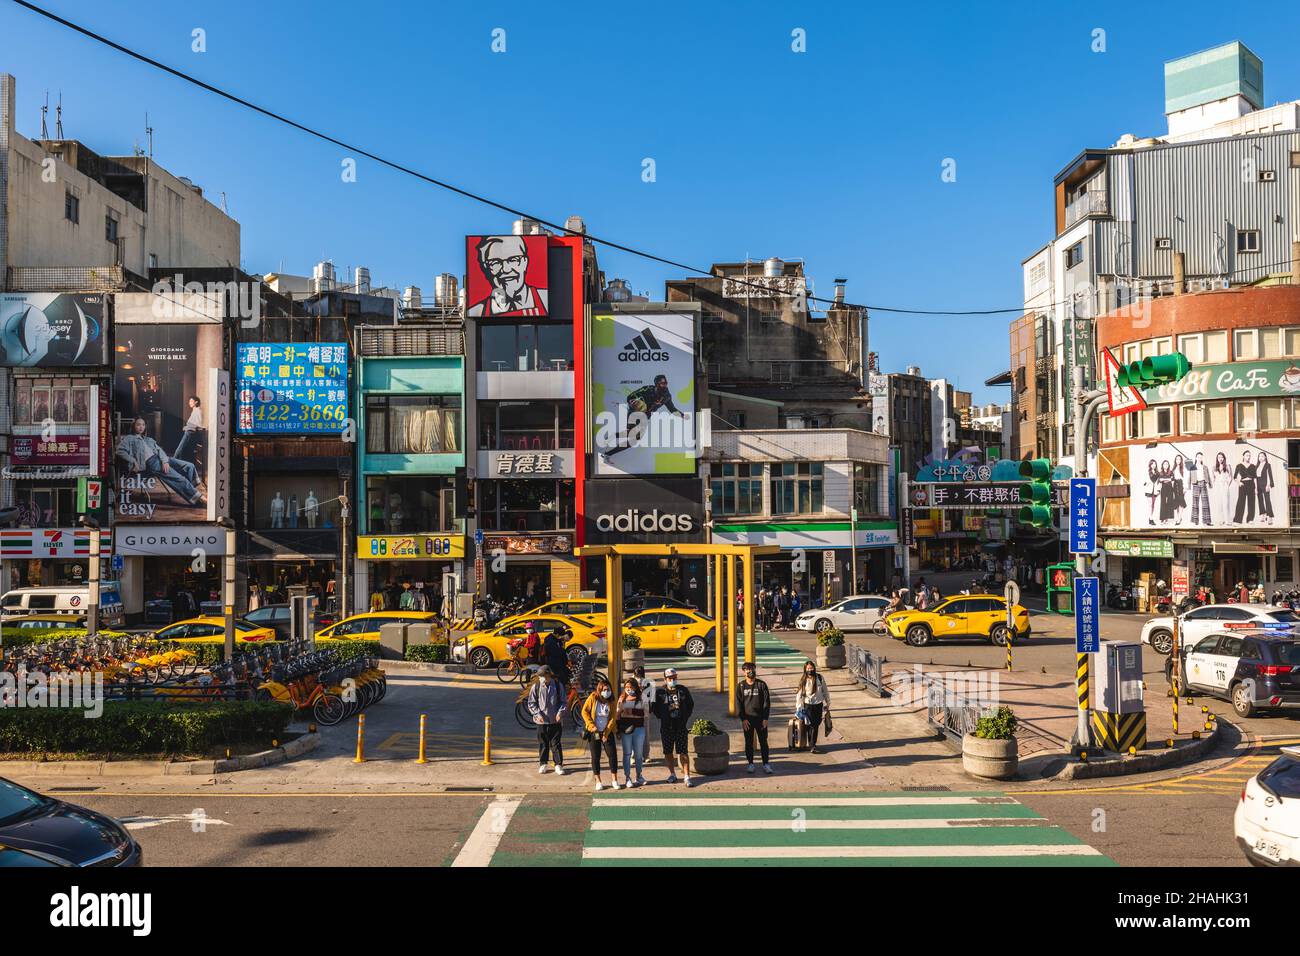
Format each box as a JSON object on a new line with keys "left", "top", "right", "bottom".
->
{"left": 1128, "top": 438, "right": 1289, "bottom": 531}
{"left": 112, "top": 323, "right": 223, "bottom": 522}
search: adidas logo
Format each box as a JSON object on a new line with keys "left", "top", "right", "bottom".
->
{"left": 618, "top": 327, "right": 669, "bottom": 362}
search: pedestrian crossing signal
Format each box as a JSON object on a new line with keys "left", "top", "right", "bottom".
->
{"left": 1115, "top": 353, "right": 1192, "bottom": 388}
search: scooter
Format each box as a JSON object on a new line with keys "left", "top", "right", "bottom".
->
{"left": 1106, "top": 583, "right": 1134, "bottom": 611}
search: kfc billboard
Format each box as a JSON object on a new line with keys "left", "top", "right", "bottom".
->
{"left": 465, "top": 235, "right": 550, "bottom": 318}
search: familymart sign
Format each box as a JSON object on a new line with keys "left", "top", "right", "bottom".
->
{"left": 1142, "top": 360, "right": 1300, "bottom": 404}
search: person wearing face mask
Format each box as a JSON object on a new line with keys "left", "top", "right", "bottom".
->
{"left": 794, "top": 660, "right": 832, "bottom": 754}
{"left": 528, "top": 665, "right": 567, "bottom": 775}
{"left": 652, "top": 667, "right": 695, "bottom": 786}
{"left": 617, "top": 675, "right": 648, "bottom": 788}
{"left": 737, "top": 661, "right": 773, "bottom": 774}
{"left": 581, "top": 677, "right": 619, "bottom": 791}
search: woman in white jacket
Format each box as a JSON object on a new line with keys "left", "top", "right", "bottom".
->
{"left": 794, "top": 660, "right": 832, "bottom": 754}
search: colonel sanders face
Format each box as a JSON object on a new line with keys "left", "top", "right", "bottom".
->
{"left": 477, "top": 236, "right": 529, "bottom": 301}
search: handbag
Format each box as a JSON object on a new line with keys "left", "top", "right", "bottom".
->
{"left": 823, "top": 710, "right": 833, "bottom": 734}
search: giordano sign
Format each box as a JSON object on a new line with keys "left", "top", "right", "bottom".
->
{"left": 1142, "top": 360, "right": 1300, "bottom": 404}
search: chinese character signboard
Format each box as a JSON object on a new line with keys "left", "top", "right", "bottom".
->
{"left": 9, "top": 435, "right": 93, "bottom": 466}
{"left": 910, "top": 483, "right": 1024, "bottom": 509}
{"left": 1069, "top": 477, "right": 1096, "bottom": 555}
{"left": 357, "top": 535, "right": 465, "bottom": 560}
{"left": 1102, "top": 538, "right": 1173, "bottom": 558}
{"left": 1075, "top": 576, "right": 1100, "bottom": 653}
{"left": 236, "top": 343, "right": 349, "bottom": 434}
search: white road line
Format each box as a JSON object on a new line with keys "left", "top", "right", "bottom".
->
{"left": 450, "top": 796, "right": 522, "bottom": 867}
{"left": 582, "top": 844, "right": 1103, "bottom": 859}
{"left": 591, "top": 796, "right": 1018, "bottom": 807}
{"left": 589, "top": 817, "right": 1051, "bottom": 831}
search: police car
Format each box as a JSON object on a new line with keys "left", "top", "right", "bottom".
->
{"left": 1163, "top": 624, "right": 1300, "bottom": 718}
{"left": 1140, "top": 604, "right": 1299, "bottom": 656}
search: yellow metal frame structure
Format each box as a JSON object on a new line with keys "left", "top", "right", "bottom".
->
{"left": 575, "top": 543, "right": 779, "bottom": 716}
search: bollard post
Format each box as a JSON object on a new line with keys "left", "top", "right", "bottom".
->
{"left": 353, "top": 713, "right": 366, "bottom": 763}
{"left": 1005, "top": 631, "right": 1013, "bottom": 672}
{"left": 1171, "top": 610, "right": 1180, "bottom": 735}
{"left": 415, "top": 713, "right": 429, "bottom": 764}
{"left": 481, "top": 715, "right": 494, "bottom": 766}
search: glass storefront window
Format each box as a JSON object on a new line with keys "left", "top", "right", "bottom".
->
{"left": 478, "top": 323, "right": 573, "bottom": 372}
{"left": 251, "top": 475, "right": 342, "bottom": 529}
{"left": 365, "top": 476, "right": 458, "bottom": 534}
{"left": 478, "top": 402, "right": 574, "bottom": 450}
{"left": 11, "top": 485, "right": 77, "bottom": 527}
{"left": 365, "top": 395, "right": 461, "bottom": 454}
{"left": 478, "top": 479, "right": 574, "bottom": 531}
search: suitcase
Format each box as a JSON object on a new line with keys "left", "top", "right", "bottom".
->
{"left": 787, "top": 716, "right": 810, "bottom": 752}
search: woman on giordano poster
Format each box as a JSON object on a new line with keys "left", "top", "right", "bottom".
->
{"left": 112, "top": 323, "right": 222, "bottom": 522}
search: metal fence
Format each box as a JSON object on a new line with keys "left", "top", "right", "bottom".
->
{"left": 924, "top": 675, "right": 987, "bottom": 743}
{"left": 845, "top": 643, "right": 889, "bottom": 698}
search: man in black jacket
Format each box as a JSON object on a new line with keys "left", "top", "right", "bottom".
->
{"left": 652, "top": 667, "right": 695, "bottom": 786}
{"left": 542, "top": 627, "right": 571, "bottom": 691}
{"left": 737, "top": 661, "right": 773, "bottom": 774}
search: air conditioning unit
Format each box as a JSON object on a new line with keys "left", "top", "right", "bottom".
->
{"left": 1260, "top": 169, "right": 1277, "bottom": 182}
{"left": 1155, "top": 237, "right": 1173, "bottom": 250}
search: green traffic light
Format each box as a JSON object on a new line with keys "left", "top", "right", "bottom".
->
{"left": 1017, "top": 504, "right": 1052, "bottom": 527}
{"left": 1017, "top": 482, "right": 1051, "bottom": 504}
{"left": 1018, "top": 458, "right": 1051, "bottom": 480}
{"left": 1115, "top": 352, "right": 1193, "bottom": 390}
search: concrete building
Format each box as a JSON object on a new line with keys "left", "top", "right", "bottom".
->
{"left": 1014, "top": 41, "right": 1300, "bottom": 466}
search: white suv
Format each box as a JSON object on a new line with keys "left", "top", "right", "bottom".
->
{"left": 1234, "top": 746, "right": 1300, "bottom": 867}
{"left": 1140, "top": 603, "right": 1299, "bottom": 655}
{"left": 795, "top": 595, "right": 892, "bottom": 633}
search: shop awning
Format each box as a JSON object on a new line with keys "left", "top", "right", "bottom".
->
{"left": 1, "top": 466, "right": 94, "bottom": 480}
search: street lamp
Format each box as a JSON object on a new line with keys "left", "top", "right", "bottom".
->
{"left": 78, "top": 515, "right": 100, "bottom": 639}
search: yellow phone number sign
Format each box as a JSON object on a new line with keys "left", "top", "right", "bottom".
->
{"left": 357, "top": 535, "right": 465, "bottom": 560}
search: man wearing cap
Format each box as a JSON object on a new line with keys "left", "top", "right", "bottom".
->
{"left": 527, "top": 666, "right": 567, "bottom": 775}
{"left": 737, "top": 661, "right": 773, "bottom": 774}
{"left": 651, "top": 667, "right": 695, "bottom": 786}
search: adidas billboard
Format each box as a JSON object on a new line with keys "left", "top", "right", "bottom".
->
{"left": 584, "top": 477, "right": 704, "bottom": 543}
{"left": 617, "top": 327, "right": 669, "bottom": 362}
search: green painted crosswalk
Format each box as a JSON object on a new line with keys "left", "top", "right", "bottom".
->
{"left": 579, "top": 791, "right": 1115, "bottom": 866}
{"left": 645, "top": 631, "right": 806, "bottom": 672}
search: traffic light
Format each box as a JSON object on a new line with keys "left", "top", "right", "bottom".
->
{"left": 1017, "top": 458, "right": 1053, "bottom": 528}
{"left": 1115, "top": 352, "right": 1192, "bottom": 389}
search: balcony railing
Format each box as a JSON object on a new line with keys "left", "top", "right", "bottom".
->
{"left": 1065, "top": 185, "right": 1109, "bottom": 227}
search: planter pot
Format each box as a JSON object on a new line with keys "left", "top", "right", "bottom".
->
{"left": 962, "top": 734, "right": 1018, "bottom": 780}
{"left": 816, "top": 644, "right": 846, "bottom": 670}
{"left": 622, "top": 648, "right": 645, "bottom": 672}
{"left": 690, "top": 732, "right": 729, "bottom": 775}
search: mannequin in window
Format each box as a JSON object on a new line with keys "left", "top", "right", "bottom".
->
{"left": 305, "top": 490, "right": 320, "bottom": 529}
{"left": 289, "top": 493, "right": 299, "bottom": 529}
{"left": 270, "top": 491, "right": 286, "bottom": 528}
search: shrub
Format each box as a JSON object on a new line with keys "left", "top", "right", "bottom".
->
{"left": 974, "top": 706, "right": 1018, "bottom": 740}
{"left": 689, "top": 718, "right": 721, "bottom": 737}
{"left": 816, "top": 627, "right": 846, "bottom": 647}
{"left": 405, "top": 643, "right": 449, "bottom": 663}
{"left": 621, "top": 632, "right": 641, "bottom": 650}
{"left": 172, "top": 637, "right": 379, "bottom": 664}
{"left": 0, "top": 700, "right": 293, "bottom": 756}
{"left": 0, "top": 628, "right": 129, "bottom": 650}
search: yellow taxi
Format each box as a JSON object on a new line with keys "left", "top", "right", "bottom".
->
{"left": 315, "top": 610, "right": 439, "bottom": 642}
{"left": 622, "top": 608, "right": 716, "bottom": 657}
{"left": 454, "top": 614, "right": 606, "bottom": 670}
{"left": 154, "top": 616, "right": 277, "bottom": 643}
{"left": 886, "top": 595, "right": 1030, "bottom": 648}
{"left": 497, "top": 598, "right": 607, "bottom": 628}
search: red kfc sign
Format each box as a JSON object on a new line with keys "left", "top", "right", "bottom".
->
{"left": 465, "top": 235, "right": 549, "bottom": 318}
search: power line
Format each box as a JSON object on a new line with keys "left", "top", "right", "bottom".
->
{"left": 11, "top": 2, "right": 1300, "bottom": 318}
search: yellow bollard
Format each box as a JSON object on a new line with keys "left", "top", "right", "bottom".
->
{"left": 1005, "top": 632, "right": 1012, "bottom": 672}
{"left": 481, "top": 715, "right": 494, "bottom": 766}
{"left": 353, "top": 713, "right": 366, "bottom": 763}
{"left": 415, "top": 713, "right": 429, "bottom": 764}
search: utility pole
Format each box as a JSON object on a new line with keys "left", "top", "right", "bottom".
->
{"left": 340, "top": 479, "right": 350, "bottom": 617}
{"left": 79, "top": 515, "right": 100, "bottom": 638}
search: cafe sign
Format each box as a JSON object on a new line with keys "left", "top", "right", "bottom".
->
{"left": 1103, "top": 538, "right": 1173, "bottom": 558}
{"left": 1142, "top": 360, "right": 1300, "bottom": 404}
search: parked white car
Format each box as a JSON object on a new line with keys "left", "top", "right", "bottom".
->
{"left": 795, "top": 595, "right": 892, "bottom": 633}
{"left": 1139, "top": 604, "right": 1298, "bottom": 655}
{"left": 1234, "top": 745, "right": 1300, "bottom": 867}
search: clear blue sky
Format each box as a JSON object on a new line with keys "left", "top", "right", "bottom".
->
{"left": 4, "top": 1, "right": 1300, "bottom": 403}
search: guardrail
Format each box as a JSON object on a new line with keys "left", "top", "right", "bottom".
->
{"left": 924, "top": 675, "right": 986, "bottom": 744}
{"left": 845, "top": 643, "right": 890, "bottom": 698}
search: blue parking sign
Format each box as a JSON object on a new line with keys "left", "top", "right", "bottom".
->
{"left": 1069, "top": 477, "right": 1096, "bottom": 555}
{"left": 1074, "top": 576, "right": 1100, "bottom": 653}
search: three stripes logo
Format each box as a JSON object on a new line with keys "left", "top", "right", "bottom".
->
{"left": 618, "top": 327, "right": 669, "bottom": 362}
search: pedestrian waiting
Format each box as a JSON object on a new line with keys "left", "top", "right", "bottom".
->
{"left": 581, "top": 676, "right": 619, "bottom": 791}
{"left": 528, "top": 665, "right": 567, "bottom": 775}
{"left": 616, "top": 674, "right": 648, "bottom": 788}
{"left": 794, "top": 660, "right": 832, "bottom": 754}
{"left": 737, "top": 661, "right": 773, "bottom": 774}
{"left": 652, "top": 667, "right": 694, "bottom": 786}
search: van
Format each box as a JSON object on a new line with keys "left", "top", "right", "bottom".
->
{"left": 0, "top": 587, "right": 125, "bottom": 628}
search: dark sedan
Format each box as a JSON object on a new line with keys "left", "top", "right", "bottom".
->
{"left": 0, "top": 778, "right": 141, "bottom": 867}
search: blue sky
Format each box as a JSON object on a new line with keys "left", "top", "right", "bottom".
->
{"left": 4, "top": 1, "right": 1300, "bottom": 403}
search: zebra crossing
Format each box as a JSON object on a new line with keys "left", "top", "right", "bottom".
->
{"left": 646, "top": 632, "right": 807, "bottom": 672}
{"left": 580, "top": 791, "right": 1114, "bottom": 866}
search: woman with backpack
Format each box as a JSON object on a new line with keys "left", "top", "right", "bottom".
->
{"left": 794, "top": 660, "right": 832, "bottom": 754}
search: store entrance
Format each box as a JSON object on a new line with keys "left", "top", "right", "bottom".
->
{"left": 486, "top": 561, "right": 551, "bottom": 606}
{"left": 247, "top": 560, "right": 338, "bottom": 613}
{"left": 143, "top": 557, "right": 220, "bottom": 625}
{"left": 1215, "top": 556, "right": 1266, "bottom": 596}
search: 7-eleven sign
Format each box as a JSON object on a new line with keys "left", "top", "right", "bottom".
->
{"left": 1102, "top": 346, "right": 1147, "bottom": 416}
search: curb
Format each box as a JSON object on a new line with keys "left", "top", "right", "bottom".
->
{"left": 381, "top": 660, "right": 475, "bottom": 674}
{"left": 1048, "top": 721, "right": 1222, "bottom": 780}
{"left": 0, "top": 732, "right": 321, "bottom": 777}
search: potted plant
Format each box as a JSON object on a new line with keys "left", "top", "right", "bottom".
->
{"left": 962, "top": 705, "right": 1019, "bottom": 780}
{"left": 688, "top": 718, "right": 729, "bottom": 775}
{"left": 621, "top": 632, "right": 644, "bottom": 672}
{"left": 816, "top": 627, "right": 846, "bottom": 669}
